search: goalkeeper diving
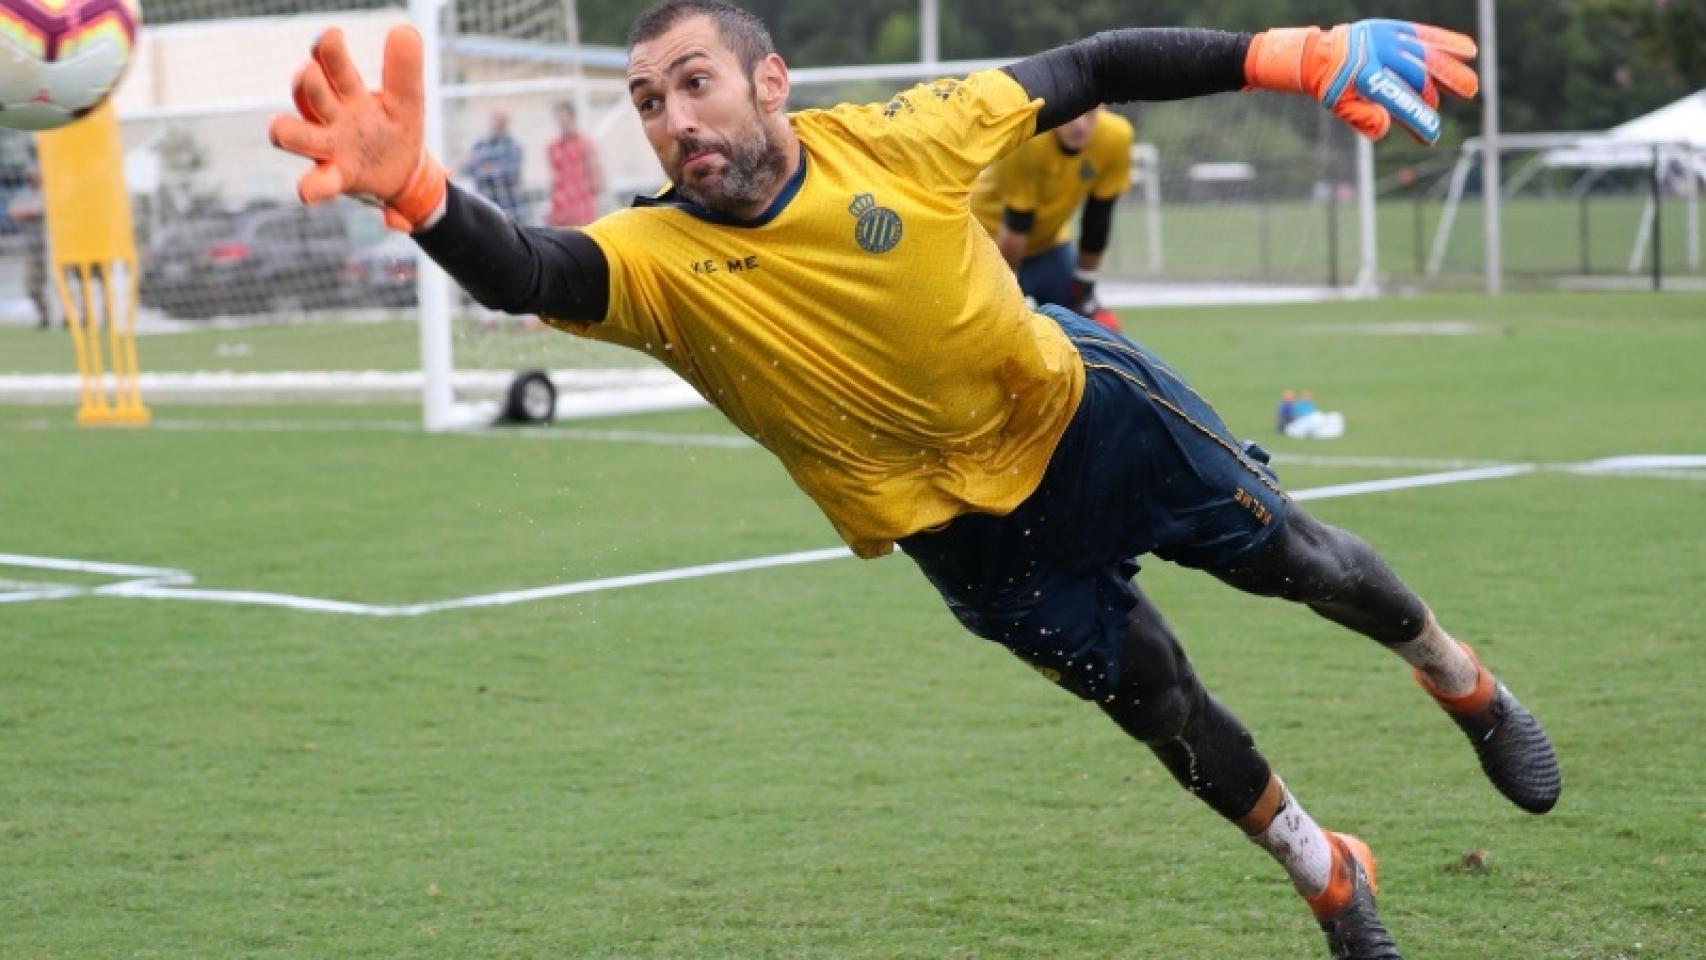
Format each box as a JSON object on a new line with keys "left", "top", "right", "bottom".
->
{"left": 270, "top": 5, "right": 1557, "bottom": 957}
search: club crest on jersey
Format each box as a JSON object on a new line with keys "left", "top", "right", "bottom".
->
{"left": 848, "top": 193, "right": 902, "bottom": 254}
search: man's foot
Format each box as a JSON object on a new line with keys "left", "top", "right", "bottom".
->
{"left": 1307, "top": 832, "right": 1402, "bottom": 960}
{"left": 1416, "top": 643, "right": 1561, "bottom": 814}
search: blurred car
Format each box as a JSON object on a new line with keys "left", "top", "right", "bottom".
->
{"left": 340, "top": 231, "right": 419, "bottom": 308}
{"left": 141, "top": 200, "right": 387, "bottom": 319}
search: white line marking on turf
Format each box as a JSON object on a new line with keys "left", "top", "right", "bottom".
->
{"left": 0, "top": 553, "right": 187, "bottom": 577}
{"left": 18, "top": 416, "right": 1700, "bottom": 475}
{"left": 11, "top": 548, "right": 856, "bottom": 618}
{"left": 391, "top": 548, "right": 852, "bottom": 616}
{"left": 0, "top": 586, "right": 85, "bottom": 604}
{"left": 93, "top": 580, "right": 397, "bottom": 616}
{"left": 1567, "top": 454, "right": 1706, "bottom": 473}
{"left": 11, "top": 417, "right": 422, "bottom": 434}
{"left": 1271, "top": 453, "right": 1511, "bottom": 471}
{"left": 1, "top": 454, "right": 1699, "bottom": 617}
{"left": 1290, "top": 464, "right": 1537, "bottom": 502}
{"left": 11, "top": 418, "right": 760, "bottom": 448}
{"left": 515, "top": 428, "right": 755, "bottom": 449}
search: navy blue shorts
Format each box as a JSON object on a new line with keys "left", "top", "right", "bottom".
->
{"left": 899, "top": 306, "right": 1290, "bottom": 702}
{"left": 1017, "top": 243, "right": 1076, "bottom": 309}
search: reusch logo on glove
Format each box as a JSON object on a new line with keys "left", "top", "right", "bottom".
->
{"left": 1365, "top": 69, "right": 1440, "bottom": 141}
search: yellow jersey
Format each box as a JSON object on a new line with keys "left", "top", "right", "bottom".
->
{"left": 559, "top": 70, "right": 1085, "bottom": 558}
{"left": 970, "top": 110, "right": 1135, "bottom": 258}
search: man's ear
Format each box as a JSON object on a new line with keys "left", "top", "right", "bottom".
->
{"left": 753, "top": 52, "right": 790, "bottom": 113}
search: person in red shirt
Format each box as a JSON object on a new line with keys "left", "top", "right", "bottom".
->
{"left": 545, "top": 101, "right": 604, "bottom": 227}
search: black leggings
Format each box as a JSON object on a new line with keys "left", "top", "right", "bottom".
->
{"left": 1099, "top": 506, "right": 1429, "bottom": 821}
{"left": 1212, "top": 507, "right": 1429, "bottom": 647}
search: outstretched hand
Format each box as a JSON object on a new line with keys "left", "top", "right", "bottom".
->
{"left": 267, "top": 26, "right": 447, "bottom": 231}
{"left": 1246, "top": 20, "right": 1479, "bottom": 145}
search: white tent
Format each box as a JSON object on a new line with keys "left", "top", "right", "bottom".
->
{"left": 1428, "top": 91, "right": 1705, "bottom": 277}
{"left": 1544, "top": 91, "right": 1706, "bottom": 170}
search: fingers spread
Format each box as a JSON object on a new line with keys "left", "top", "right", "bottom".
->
{"left": 292, "top": 62, "right": 341, "bottom": 124}
{"left": 1427, "top": 49, "right": 1480, "bottom": 100}
{"left": 1387, "top": 48, "right": 1429, "bottom": 95}
{"left": 313, "top": 28, "right": 370, "bottom": 103}
{"left": 382, "top": 26, "right": 425, "bottom": 117}
{"left": 269, "top": 114, "right": 335, "bottom": 160}
{"left": 1414, "top": 25, "right": 1478, "bottom": 60}
{"left": 297, "top": 163, "right": 348, "bottom": 205}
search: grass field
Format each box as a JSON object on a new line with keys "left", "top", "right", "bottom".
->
{"left": 4, "top": 292, "right": 1704, "bottom": 958}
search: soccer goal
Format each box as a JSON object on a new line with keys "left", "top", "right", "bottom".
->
{"left": 1424, "top": 133, "right": 1704, "bottom": 289}
{"left": 5, "top": 0, "right": 1378, "bottom": 428}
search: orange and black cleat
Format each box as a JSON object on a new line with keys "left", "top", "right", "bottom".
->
{"left": 1307, "top": 832, "right": 1403, "bottom": 960}
{"left": 1418, "top": 643, "right": 1562, "bottom": 814}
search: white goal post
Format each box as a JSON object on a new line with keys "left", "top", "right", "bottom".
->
{"left": 1426, "top": 133, "right": 1705, "bottom": 280}
{"left": 405, "top": 4, "right": 1379, "bottom": 430}
{"left": 5, "top": 2, "right": 1380, "bottom": 423}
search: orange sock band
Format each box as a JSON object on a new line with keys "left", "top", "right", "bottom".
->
{"left": 1236, "top": 774, "right": 1287, "bottom": 836}
{"left": 1414, "top": 641, "right": 1496, "bottom": 714}
{"left": 1305, "top": 833, "right": 1379, "bottom": 921}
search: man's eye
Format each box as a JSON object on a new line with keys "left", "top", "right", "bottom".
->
{"left": 687, "top": 76, "right": 708, "bottom": 91}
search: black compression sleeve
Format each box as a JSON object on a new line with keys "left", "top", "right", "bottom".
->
{"left": 1079, "top": 196, "right": 1116, "bottom": 255}
{"left": 412, "top": 184, "right": 610, "bottom": 323}
{"left": 1003, "top": 29, "right": 1252, "bottom": 133}
{"left": 1003, "top": 207, "right": 1036, "bottom": 234}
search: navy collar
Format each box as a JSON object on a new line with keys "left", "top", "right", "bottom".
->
{"left": 631, "top": 144, "right": 807, "bottom": 228}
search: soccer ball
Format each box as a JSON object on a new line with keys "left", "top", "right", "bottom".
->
{"left": 0, "top": 0, "right": 141, "bottom": 131}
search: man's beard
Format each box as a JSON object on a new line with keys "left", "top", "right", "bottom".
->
{"left": 672, "top": 106, "right": 788, "bottom": 214}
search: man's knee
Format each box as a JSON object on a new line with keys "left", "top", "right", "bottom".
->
{"left": 1104, "top": 681, "right": 1197, "bottom": 742}
{"left": 1099, "top": 614, "right": 1202, "bottom": 742}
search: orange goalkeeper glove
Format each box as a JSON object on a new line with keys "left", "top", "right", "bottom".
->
{"left": 1245, "top": 19, "right": 1478, "bottom": 145}
{"left": 267, "top": 26, "right": 447, "bottom": 232}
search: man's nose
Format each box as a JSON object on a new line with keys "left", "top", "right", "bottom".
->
{"left": 665, "top": 99, "right": 700, "bottom": 139}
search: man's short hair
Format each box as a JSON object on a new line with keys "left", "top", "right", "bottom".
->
{"left": 626, "top": 0, "right": 776, "bottom": 77}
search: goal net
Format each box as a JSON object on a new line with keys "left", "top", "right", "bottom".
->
{"left": 1416, "top": 134, "right": 1704, "bottom": 289}
{"left": 0, "top": 1, "right": 1377, "bottom": 425}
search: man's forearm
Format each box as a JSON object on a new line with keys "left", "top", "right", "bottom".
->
{"left": 413, "top": 183, "right": 610, "bottom": 323}
{"left": 1004, "top": 29, "right": 1251, "bottom": 133}
{"left": 1078, "top": 196, "right": 1116, "bottom": 259}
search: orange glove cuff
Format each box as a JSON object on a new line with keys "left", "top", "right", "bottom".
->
{"left": 1244, "top": 27, "right": 1320, "bottom": 95}
{"left": 385, "top": 152, "right": 448, "bottom": 232}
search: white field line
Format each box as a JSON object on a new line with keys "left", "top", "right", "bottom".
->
{"left": 511, "top": 428, "right": 756, "bottom": 449}
{"left": 10, "top": 418, "right": 762, "bottom": 449}
{"left": 88, "top": 548, "right": 856, "bottom": 617}
{"left": 0, "top": 586, "right": 85, "bottom": 604}
{"left": 1290, "top": 464, "right": 1537, "bottom": 501}
{"left": 0, "top": 553, "right": 187, "bottom": 577}
{"left": 12, "top": 416, "right": 1706, "bottom": 478}
{"left": 2, "top": 455, "right": 1700, "bottom": 618}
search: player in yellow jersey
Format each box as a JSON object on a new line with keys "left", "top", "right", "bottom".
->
{"left": 270, "top": 5, "right": 1557, "bottom": 956}
{"left": 970, "top": 105, "right": 1132, "bottom": 329}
